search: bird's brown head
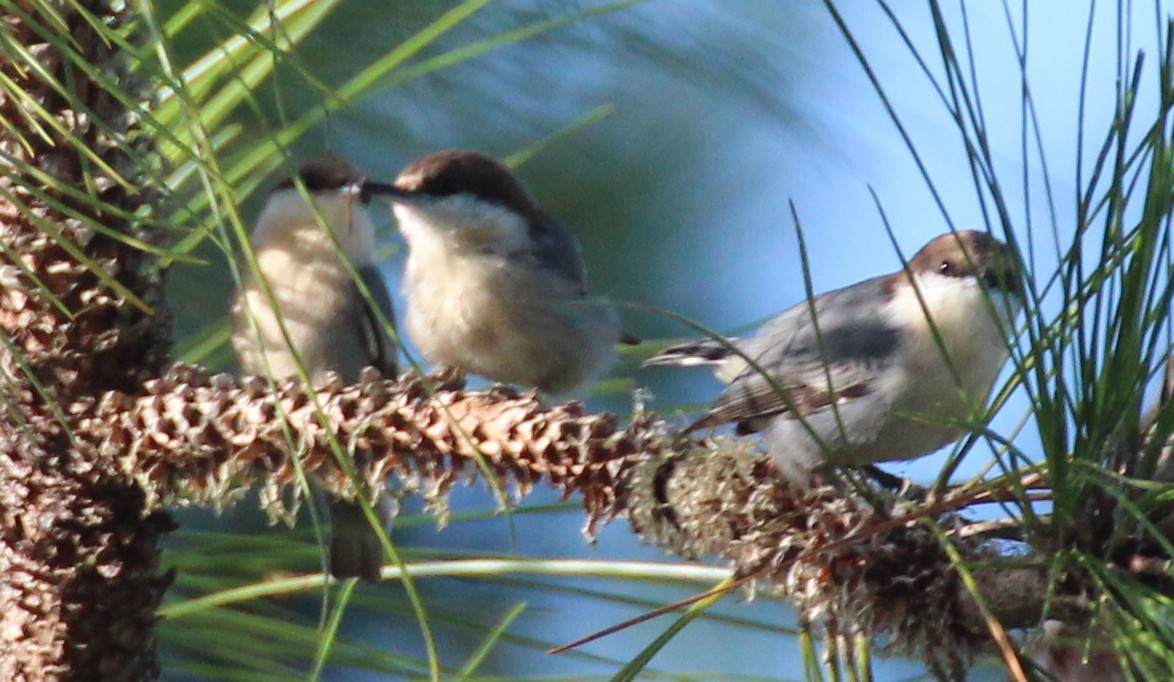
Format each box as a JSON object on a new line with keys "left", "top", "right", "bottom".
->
{"left": 274, "top": 155, "right": 364, "bottom": 196}
{"left": 907, "top": 230, "right": 1022, "bottom": 300}
{"left": 393, "top": 150, "right": 539, "bottom": 218}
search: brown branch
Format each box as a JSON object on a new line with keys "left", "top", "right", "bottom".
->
{"left": 70, "top": 363, "right": 1088, "bottom": 676}
{"left": 73, "top": 365, "right": 654, "bottom": 534}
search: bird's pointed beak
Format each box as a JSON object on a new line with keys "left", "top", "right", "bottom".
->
{"left": 360, "top": 180, "right": 426, "bottom": 205}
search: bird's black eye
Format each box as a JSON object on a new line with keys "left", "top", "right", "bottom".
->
{"left": 939, "top": 260, "right": 955, "bottom": 275}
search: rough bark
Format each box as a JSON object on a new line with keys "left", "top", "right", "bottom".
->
{"left": 0, "top": 1, "right": 172, "bottom": 679}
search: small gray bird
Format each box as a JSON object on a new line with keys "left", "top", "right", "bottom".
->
{"left": 364, "top": 150, "right": 630, "bottom": 394}
{"left": 644, "top": 231, "right": 1023, "bottom": 483}
{"left": 231, "top": 155, "right": 396, "bottom": 583}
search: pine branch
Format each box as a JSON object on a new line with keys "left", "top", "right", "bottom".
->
{"left": 78, "top": 365, "right": 647, "bottom": 533}
{"left": 72, "top": 363, "right": 1108, "bottom": 676}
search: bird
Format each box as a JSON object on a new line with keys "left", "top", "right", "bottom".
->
{"left": 643, "top": 230, "right": 1023, "bottom": 483}
{"left": 231, "top": 155, "right": 397, "bottom": 583}
{"left": 363, "top": 149, "right": 632, "bottom": 395}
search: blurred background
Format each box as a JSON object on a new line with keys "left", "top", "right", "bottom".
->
{"left": 157, "top": 1, "right": 1172, "bottom": 679}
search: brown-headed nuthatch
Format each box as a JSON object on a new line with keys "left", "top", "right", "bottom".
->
{"left": 645, "top": 231, "right": 1023, "bottom": 483}
{"left": 232, "top": 155, "right": 396, "bottom": 582}
{"left": 365, "top": 150, "right": 630, "bottom": 394}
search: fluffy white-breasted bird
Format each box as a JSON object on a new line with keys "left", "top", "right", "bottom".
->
{"left": 365, "top": 150, "right": 631, "bottom": 394}
{"left": 644, "top": 231, "right": 1023, "bottom": 483}
{"left": 232, "top": 155, "right": 396, "bottom": 582}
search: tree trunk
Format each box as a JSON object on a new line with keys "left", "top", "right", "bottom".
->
{"left": 0, "top": 1, "right": 173, "bottom": 678}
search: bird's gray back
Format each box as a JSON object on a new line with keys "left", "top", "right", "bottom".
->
{"left": 705, "top": 274, "right": 902, "bottom": 426}
{"left": 758, "top": 276, "right": 898, "bottom": 367}
{"left": 524, "top": 213, "right": 588, "bottom": 295}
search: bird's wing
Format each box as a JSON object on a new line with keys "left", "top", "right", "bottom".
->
{"left": 696, "top": 277, "right": 901, "bottom": 429}
{"left": 353, "top": 265, "right": 399, "bottom": 376}
{"left": 523, "top": 212, "right": 636, "bottom": 344}
{"left": 525, "top": 212, "right": 589, "bottom": 295}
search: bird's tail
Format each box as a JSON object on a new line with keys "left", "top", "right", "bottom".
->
{"left": 642, "top": 337, "right": 737, "bottom": 368}
{"left": 329, "top": 498, "right": 385, "bottom": 584}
